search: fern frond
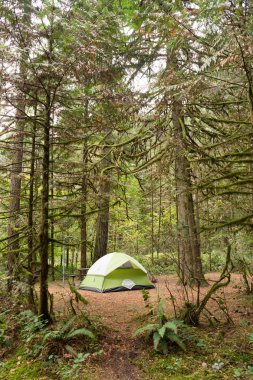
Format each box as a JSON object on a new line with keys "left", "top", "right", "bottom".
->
{"left": 67, "top": 327, "right": 95, "bottom": 340}
{"left": 133, "top": 323, "right": 159, "bottom": 337}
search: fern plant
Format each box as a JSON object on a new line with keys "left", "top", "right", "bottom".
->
{"left": 134, "top": 299, "right": 186, "bottom": 354}
{"left": 18, "top": 310, "right": 48, "bottom": 342}
{"left": 41, "top": 316, "right": 95, "bottom": 357}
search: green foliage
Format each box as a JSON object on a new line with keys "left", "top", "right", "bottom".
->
{"left": 134, "top": 299, "right": 186, "bottom": 354}
{"left": 246, "top": 333, "right": 253, "bottom": 345}
{"left": 141, "top": 288, "right": 150, "bottom": 302}
{"left": 136, "top": 320, "right": 253, "bottom": 379}
{"left": 0, "top": 311, "right": 9, "bottom": 347}
{"left": 136, "top": 253, "right": 178, "bottom": 275}
{"left": 57, "top": 352, "right": 91, "bottom": 379}
{"left": 141, "top": 288, "right": 154, "bottom": 314}
{"left": 40, "top": 316, "right": 95, "bottom": 358}
{"left": 202, "top": 250, "right": 227, "bottom": 273}
{"left": 18, "top": 310, "right": 48, "bottom": 342}
{"left": 0, "top": 354, "right": 45, "bottom": 380}
{"left": 68, "top": 281, "right": 89, "bottom": 305}
{"left": 42, "top": 319, "right": 94, "bottom": 345}
{"left": 196, "top": 338, "right": 206, "bottom": 347}
{"left": 16, "top": 309, "right": 96, "bottom": 361}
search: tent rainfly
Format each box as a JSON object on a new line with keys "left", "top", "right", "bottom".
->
{"left": 79, "top": 252, "right": 155, "bottom": 293}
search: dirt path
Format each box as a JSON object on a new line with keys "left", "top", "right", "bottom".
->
{"left": 48, "top": 273, "right": 251, "bottom": 380}
{"left": 50, "top": 279, "right": 156, "bottom": 379}
{"left": 83, "top": 285, "right": 148, "bottom": 379}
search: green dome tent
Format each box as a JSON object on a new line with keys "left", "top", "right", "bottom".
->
{"left": 79, "top": 252, "right": 155, "bottom": 293}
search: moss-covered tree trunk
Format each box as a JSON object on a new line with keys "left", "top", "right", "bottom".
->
{"left": 173, "top": 100, "right": 205, "bottom": 285}
{"left": 81, "top": 143, "right": 88, "bottom": 268}
{"left": 7, "top": 105, "right": 25, "bottom": 289}
{"left": 39, "top": 93, "right": 51, "bottom": 321}
{"left": 7, "top": 0, "right": 31, "bottom": 290}
{"left": 93, "top": 147, "right": 111, "bottom": 262}
{"left": 27, "top": 102, "right": 37, "bottom": 306}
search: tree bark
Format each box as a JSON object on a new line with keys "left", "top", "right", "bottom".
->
{"left": 7, "top": 0, "right": 31, "bottom": 289}
{"left": 80, "top": 145, "right": 88, "bottom": 268}
{"left": 93, "top": 147, "right": 111, "bottom": 262}
{"left": 39, "top": 93, "right": 51, "bottom": 321}
{"left": 27, "top": 102, "right": 37, "bottom": 306}
{"left": 7, "top": 106, "right": 25, "bottom": 289}
{"left": 66, "top": 247, "right": 69, "bottom": 268}
{"left": 50, "top": 130, "right": 55, "bottom": 281}
{"left": 157, "top": 176, "right": 162, "bottom": 257}
{"left": 173, "top": 100, "right": 205, "bottom": 285}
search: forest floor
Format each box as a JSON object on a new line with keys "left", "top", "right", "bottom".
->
{"left": 48, "top": 273, "right": 253, "bottom": 380}
{"left": 1, "top": 273, "right": 253, "bottom": 379}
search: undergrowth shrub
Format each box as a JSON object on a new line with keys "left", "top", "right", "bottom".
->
{"left": 18, "top": 310, "right": 47, "bottom": 342}
{"left": 16, "top": 284, "right": 101, "bottom": 361}
{"left": 134, "top": 298, "right": 186, "bottom": 354}
{"left": 136, "top": 253, "right": 177, "bottom": 275}
{"left": 167, "top": 246, "right": 234, "bottom": 326}
{"left": 201, "top": 250, "right": 227, "bottom": 273}
{"left": 16, "top": 308, "right": 98, "bottom": 360}
{"left": 56, "top": 352, "right": 91, "bottom": 379}
{"left": 0, "top": 311, "right": 10, "bottom": 347}
{"left": 41, "top": 316, "right": 95, "bottom": 358}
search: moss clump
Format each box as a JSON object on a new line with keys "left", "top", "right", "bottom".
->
{"left": 0, "top": 348, "right": 54, "bottom": 380}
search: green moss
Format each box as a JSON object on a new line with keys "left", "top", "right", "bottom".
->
{"left": 0, "top": 349, "right": 55, "bottom": 380}
{"left": 137, "top": 326, "right": 253, "bottom": 380}
{"left": 0, "top": 362, "right": 43, "bottom": 380}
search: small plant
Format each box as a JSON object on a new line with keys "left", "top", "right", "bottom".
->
{"left": 240, "top": 320, "right": 250, "bottom": 327}
{"left": 196, "top": 338, "right": 206, "bottom": 347}
{"left": 234, "top": 368, "right": 243, "bottom": 377}
{"left": 246, "top": 333, "right": 253, "bottom": 345}
{"left": 141, "top": 288, "right": 150, "bottom": 303}
{"left": 165, "top": 358, "right": 183, "bottom": 374}
{"left": 18, "top": 310, "right": 48, "bottom": 342}
{"left": 58, "top": 352, "right": 90, "bottom": 379}
{"left": 16, "top": 311, "right": 95, "bottom": 359}
{"left": 0, "top": 311, "right": 9, "bottom": 346}
{"left": 0, "top": 328, "right": 9, "bottom": 347}
{"left": 41, "top": 316, "right": 95, "bottom": 358}
{"left": 134, "top": 299, "right": 186, "bottom": 354}
{"left": 248, "top": 366, "right": 253, "bottom": 375}
{"left": 212, "top": 359, "right": 225, "bottom": 371}
{"left": 141, "top": 288, "right": 154, "bottom": 314}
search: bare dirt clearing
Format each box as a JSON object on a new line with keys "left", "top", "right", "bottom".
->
{"left": 50, "top": 273, "right": 252, "bottom": 329}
